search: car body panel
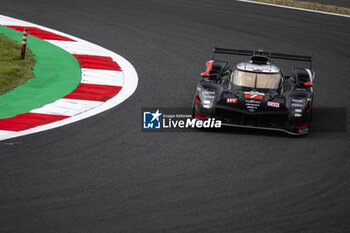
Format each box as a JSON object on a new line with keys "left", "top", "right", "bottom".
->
{"left": 193, "top": 48, "right": 314, "bottom": 135}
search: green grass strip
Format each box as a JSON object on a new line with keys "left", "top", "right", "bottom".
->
{"left": 0, "top": 25, "right": 81, "bottom": 119}
{"left": 0, "top": 35, "right": 35, "bottom": 95}
{"left": 250, "top": 0, "right": 350, "bottom": 15}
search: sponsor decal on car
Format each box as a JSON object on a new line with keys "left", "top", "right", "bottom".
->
{"left": 246, "top": 66, "right": 271, "bottom": 72}
{"left": 245, "top": 94, "right": 263, "bottom": 99}
{"left": 267, "top": 101, "right": 280, "bottom": 108}
{"left": 245, "top": 99, "right": 261, "bottom": 112}
{"left": 226, "top": 98, "right": 237, "bottom": 103}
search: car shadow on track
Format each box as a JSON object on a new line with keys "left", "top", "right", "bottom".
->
{"left": 202, "top": 107, "right": 347, "bottom": 138}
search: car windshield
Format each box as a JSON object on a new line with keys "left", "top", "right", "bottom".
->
{"left": 232, "top": 70, "right": 281, "bottom": 89}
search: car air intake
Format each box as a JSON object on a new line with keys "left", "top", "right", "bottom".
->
{"left": 251, "top": 55, "right": 270, "bottom": 65}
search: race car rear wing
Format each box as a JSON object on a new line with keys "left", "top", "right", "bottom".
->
{"left": 212, "top": 47, "right": 313, "bottom": 69}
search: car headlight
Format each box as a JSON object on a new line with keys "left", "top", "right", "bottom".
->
{"left": 199, "top": 90, "right": 216, "bottom": 109}
{"left": 291, "top": 98, "right": 305, "bottom": 108}
{"left": 289, "top": 98, "right": 307, "bottom": 118}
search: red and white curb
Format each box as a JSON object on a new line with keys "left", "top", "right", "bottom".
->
{"left": 0, "top": 15, "right": 138, "bottom": 141}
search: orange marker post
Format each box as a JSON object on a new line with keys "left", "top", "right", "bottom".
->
{"left": 20, "top": 28, "right": 28, "bottom": 59}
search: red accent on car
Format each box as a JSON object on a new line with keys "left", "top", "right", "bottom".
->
{"left": 304, "top": 82, "right": 313, "bottom": 87}
{"left": 205, "top": 60, "right": 214, "bottom": 73}
{"left": 195, "top": 95, "right": 201, "bottom": 103}
{"left": 226, "top": 98, "right": 237, "bottom": 103}
{"left": 296, "top": 122, "right": 308, "bottom": 129}
{"left": 244, "top": 94, "right": 263, "bottom": 99}
{"left": 194, "top": 111, "right": 207, "bottom": 120}
{"left": 306, "top": 106, "right": 311, "bottom": 112}
{"left": 201, "top": 72, "right": 210, "bottom": 77}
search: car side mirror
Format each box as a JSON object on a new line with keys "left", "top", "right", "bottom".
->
{"left": 201, "top": 72, "right": 210, "bottom": 77}
{"left": 303, "top": 82, "right": 313, "bottom": 87}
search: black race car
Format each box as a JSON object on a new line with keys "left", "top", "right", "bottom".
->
{"left": 192, "top": 48, "right": 315, "bottom": 135}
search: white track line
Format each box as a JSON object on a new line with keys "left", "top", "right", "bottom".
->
{"left": 0, "top": 14, "right": 138, "bottom": 141}
{"left": 236, "top": 0, "right": 350, "bottom": 18}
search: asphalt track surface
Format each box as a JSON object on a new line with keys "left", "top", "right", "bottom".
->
{"left": 0, "top": 1, "right": 349, "bottom": 232}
